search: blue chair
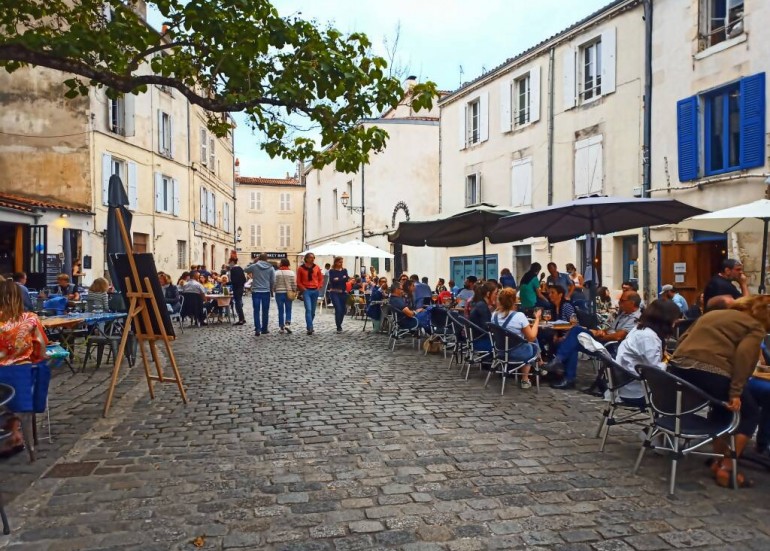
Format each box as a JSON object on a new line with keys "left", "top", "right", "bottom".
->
{"left": 0, "top": 383, "right": 15, "bottom": 534}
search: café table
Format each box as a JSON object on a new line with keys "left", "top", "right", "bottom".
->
{"left": 40, "top": 313, "right": 128, "bottom": 371}
{"left": 205, "top": 294, "right": 233, "bottom": 323}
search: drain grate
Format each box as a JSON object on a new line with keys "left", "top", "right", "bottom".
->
{"left": 43, "top": 461, "right": 99, "bottom": 478}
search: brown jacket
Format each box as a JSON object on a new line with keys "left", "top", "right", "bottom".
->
{"left": 673, "top": 309, "right": 765, "bottom": 398}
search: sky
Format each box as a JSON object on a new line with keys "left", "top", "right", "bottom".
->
{"left": 159, "top": 0, "right": 614, "bottom": 178}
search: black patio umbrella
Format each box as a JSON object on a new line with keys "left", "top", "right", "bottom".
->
{"left": 106, "top": 175, "right": 133, "bottom": 294}
{"left": 389, "top": 203, "right": 518, "bottom": 276}
{"left": 489, "top": 196, "right": 708, "bottom": 309}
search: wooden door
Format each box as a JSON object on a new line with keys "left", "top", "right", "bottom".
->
{"left": 659, "top": 241, "right": 726, "bottom": 306}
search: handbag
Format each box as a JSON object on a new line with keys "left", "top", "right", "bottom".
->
{"left": 286, "top": 290, "right": 297, "bottom": 301}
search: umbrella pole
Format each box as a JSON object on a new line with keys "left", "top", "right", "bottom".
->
{"left": 588, "top": 231, "right": 597, "bottom": 315}
{"left": 760, "top": 218, "right": 769, "bottom": 295}
{"left": 482, "top": 238, "right": 487, "bottom": 280}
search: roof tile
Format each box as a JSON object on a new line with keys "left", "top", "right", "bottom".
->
{"left": 0, "top": 192, "right": 91, "bottom": 214}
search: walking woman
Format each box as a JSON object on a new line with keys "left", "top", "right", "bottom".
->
{"left": 327, "top": 256, "right": 349, "bottom": 332}
{"left": 274, "top": 258, "right": 297, "bottom": 334}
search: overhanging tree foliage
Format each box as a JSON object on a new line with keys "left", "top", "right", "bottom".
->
{"left": 0, "top": 0, "right": 437, "bottom": 172}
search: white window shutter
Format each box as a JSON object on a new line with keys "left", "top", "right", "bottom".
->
{"left": 200, "top": 128, "right": 207, "bottom": 164}
{"left": 209, "top": 137, "right": 215, "bottom": 170}
{"left": 157, "top": 110, "right": 163, "bottom": 154}
{"left": 479, "top": 92, "right": 489, "bottom": 142}
{"left": 124, "top": 95, "right": 135, "bottom": 136}
{"left": 563, "top": 47, "right": 577, "bottom": 110}
{"left": 286, "top": 225, "right": 291, "bottom": 247}
{"left": 208, "top": 191, "right": 216, "bottom": 225}
{"left": 459, "top": 103, "right": 467, "bottom": 150}
{"left": 601, "top": 28, "right": 617, "bottom": 95}
{"left": 256, "top": 225, "right": 262, "bottom": 247}
{"left": 168, "top": 115, "right": 174, "bottom": 158}
{"left": 288, "top": 194, "right": 292, "bottom": 210}
{"left": 172, "top": 178, "right": 180, "bottom": 216}
{"left": 476, "top": 172, "right": 482, "bottom": 203}
{"left": 127, "top": 161, "right": 138, "bottom": 210}
{"left": 465, "top": 176, "right": 471, "bottom": 206}
{"left": 588, "top": 136, "right": 604, "bottom": 194}
{"left": 500, "top": 80, "right": 512, "bottom": 133}
{"left": 200, "top": 187, "right": 207, "bottom": 221}
{"left": 154, "top": 172, "right": 163, "bottom": 212}
{"left": 511, "top": 158, "right": 533, "bottom": 207}
{"left": 224, "top": 202, "right": 230, "bottom": 231}
{"left": 529, "top": 66, "right": 541, "bottom": 123}
{"left": 249, "top": 224, "right": 256, "bottom": 247}
{"left": 257, "top": 192, "right": 262, "bottom": 210}
{"left": 101, "top": 153, "right": 111, "bottom": 206}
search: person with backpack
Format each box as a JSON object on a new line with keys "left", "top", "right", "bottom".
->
{"left": 274, "top": 258, "right": 297, "bottom": 334}
{"left": 228, "top": 258, "right": 247, "bottom": 325}
{"left": 296, "top": 253, "right": 324, "bottom": 335}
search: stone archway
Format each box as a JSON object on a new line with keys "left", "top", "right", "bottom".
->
{"left": 391, "top": 202, "right": 410, "bottom": 276}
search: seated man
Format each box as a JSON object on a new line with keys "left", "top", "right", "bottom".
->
{"left": 410, "top": 274, "right": 433, "bottom": 307}
{"left": 455, "top": 276, "right": 477, "bottom": 308}
{"left": 546, "top": 290, "right": 642, "bottom": 389}
{"left": 388, "top": 282, "right": 422, "bottom": 331}
{"left": 53, "top": 273, "right": 80, "bottom": 301}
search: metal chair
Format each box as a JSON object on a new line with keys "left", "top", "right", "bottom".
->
{"left": 0, "top": 383, "right": 16, "bottom": 535}
{"left": 426, "top": 307, "right": 455, "bottom": 358}
{"left": 634, "top": 364, "right": 740, "bottom": 495}
{"left": 578, "top": 333, "right": 650, "bottom": 451}
{"left": 455, "top": 316, "right": 492, "bottom": 380}
{"left": 386, "top": 309, "right": 421, "bottom": 351}
{"left": 446, "top": 310, "right": 469, "bottom": 369}
{"left": 169, "top": 295, "right": 184, "bottom": 334}
{"left": 485, "top": 323, "right": 540, "bottom": 395}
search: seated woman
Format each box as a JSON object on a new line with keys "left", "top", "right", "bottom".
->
{"left": 491, "top": 288, "right": 542, "bottom": 389}
{"left": 670, "top": 295, "right": 770, "bottom": 488}
{"left": 86, "top": 277, "right": 110, "bottom": 312}
{"left": 468, "top": 281, "right": 498, "bottom": 354}
{"left": 537, "top": 285, "right": 575, "bottom": 359}
{"left": 615, "top": 299, "right": 680, "bottom": 408}
{"left": 159, "top": 272, "right": 181, "bottom": 314}
{"left": 0, "top": 280, "right": 49, "bottom": 366}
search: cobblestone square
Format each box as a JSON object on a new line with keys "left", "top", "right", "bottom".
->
{"left": 2, "top": 302, "right": 769, "bottom": 550}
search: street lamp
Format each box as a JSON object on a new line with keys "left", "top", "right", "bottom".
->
{"left": 236, "top": 226, "right": 242, "bottom": 242}
{"left": 339, "top": 191, "right": 363, "bottom": 214}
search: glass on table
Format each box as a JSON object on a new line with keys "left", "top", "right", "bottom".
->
{"left": 542, "top": 310, "right": 552, "bottom": 322}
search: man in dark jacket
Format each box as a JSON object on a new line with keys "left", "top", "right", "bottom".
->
{"left": 228, "top": 258, "right": 247, "bottom": 325}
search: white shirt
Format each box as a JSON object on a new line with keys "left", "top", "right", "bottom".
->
{"left": 615, "top": 327, "right": 666, "bottom": 400}
{"left": 491, "top": 310, "right": 528, "bottom": 340}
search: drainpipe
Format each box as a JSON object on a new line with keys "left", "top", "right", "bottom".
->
{"left": 547, "top": 47, "right": 555, "bottom": 206}
{"left": 641, "top": 0, "right": 653, "bottom": 299}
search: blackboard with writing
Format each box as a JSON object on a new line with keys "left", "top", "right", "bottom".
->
{"left": 45, "top": 254, "right": 61, "bottom": 287}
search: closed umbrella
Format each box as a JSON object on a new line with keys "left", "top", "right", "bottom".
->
{"left": 490, "top": 196, "right": 708, "bottom": 310}
{"left": 389, "top": 203, "right": 518, "bottom": 275}
{"left": 679, "top": 198, "right": 770, "bottom": 293}
{"left": 106, "top": 175, "right": 132, "bottom": 294}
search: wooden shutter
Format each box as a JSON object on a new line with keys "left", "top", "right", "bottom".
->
{"left": 479, "top": 92, "right": 489, "bottom": 142}
{"left": 168, "top": 114, "right": 174, "bottom": 158}
{"left": 601, "top": 28, "right": 617, "bottom": 95}
{"left": 563, "top": 46, "right": 577, "bottom": 110}
{"left": 200, "top": 187, "right": 207, "bottom": 221}
{"left": 279, "top": 225, "right": 285, "bottom": 247}
{"left": 676, "top": 96, "right": 699, "bottom": 181}
{"left": 154, "top": 172, "right": 163, "bottom": 212}
{"left": 172, "top": 178, "right": 180, "bottom": 216}
{"left": 285, "top": 225, "right": 291, "bottom": 247}
{"left": 575, "top": 136, "right": 603, "bottom": 196}
{"left": 739, "top": 72, "right": 766, "bottom": 170}
{"left": 157, "top": 110, "right": 163, "bottom": 154}
{"left": 256, "top": 225, "right": 262, "bottom": 247}
{"left": 223, "top": 202, "right": 230, "bottom": 232}
{"left": 124, "top": 95, "right": 135, "bottom": 136}
{"left": 200, "top": 128, "right": 207, "bottom": 164}
{"left": 249, "top": 191, "right": 256, "bottom": 210}
{"left": 459, "top": 103, "right": 467, "bottom": 150}
{"left": 101, "top": 153, "right": 111, "bottom": 206}
{"left": 209, "top": 136, "right": 216, "bottom": 170}
{"left": 208, "top": 191, "right": 216, "bottom": 225}
{"left": 511, "top": 158, "right": 532, "bottom": 207}
{"left": 500, "top": 79, "right": 512, "bottom": 133}
{"left": 127, "top": 161, "right": 138, "bottom": 210}
{"left": 256, "top": 191, "right": 262, "bottom": 210}
{"left": 249, "top": 224, "right": 256, "bottom": 247}
{"left": 529, "top": 66, "right": 541, "bottom": 123}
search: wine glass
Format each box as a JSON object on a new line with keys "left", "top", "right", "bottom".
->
{"left": 543, "top": 310, "right": 552, "bottom": 322}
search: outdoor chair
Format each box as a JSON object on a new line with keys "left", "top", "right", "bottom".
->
{"left": 578, "top": 333, "right": 650, "bottom": 451}
{"left": 169, "top": 295, "right": 184, "bottom": 334}
{"left": 575, "top": 307, "right": 600, "bottom": 330}
{"left": 456, "top": 316, "right": 492, "bottom": 380}
{"left": 0, "top": 383, "right": 15, "bottom": 535}
{"left": 81, "top": 317, "right": 132, "bottom": 372}
{"left": 180, "top": 292, "right": 205, "bottom": 326}
{"left": 386, "top": 309, "right": 421, "bottom": 351}
{"left": 485, "top": 323, "right": 540, "bottom": 395}
{"left": 634, "top": 364, "right": 740, "bottom": 495}
{"left": 446, "top": 310, "right": 469, "bottom": 369}
{"left": 426, "top": 307, "right": 455, "bottom": 359}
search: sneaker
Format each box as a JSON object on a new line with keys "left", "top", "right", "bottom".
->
{"left": 284, "top": 325, "right": 292, "bottom": 334}
{"left": 307, "top": 329, "right": 314, "bottom": 335}
{"left": 279, "top": 327, "right": 285, "bottom": 334}
{"left": 520, "top": 379, "right": 532, "bottom": 389}
{"left": 254, "top": 331, "right": 261, "bottom": 336}
{"left": 336, "top": 327, "right": 343, "bottom": 332}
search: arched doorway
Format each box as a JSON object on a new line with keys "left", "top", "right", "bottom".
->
{"left": 391, "top": 201, "right": 410, "bottom": 276}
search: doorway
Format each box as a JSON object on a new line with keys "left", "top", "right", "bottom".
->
{"left": 659, "top": 237, "right": 727, "bottom": 306}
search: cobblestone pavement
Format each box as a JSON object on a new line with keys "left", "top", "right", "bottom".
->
{"left": 2, "top": 301, "right": 770, "bottom": 551}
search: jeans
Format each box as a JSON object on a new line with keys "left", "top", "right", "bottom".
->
{"left": 251, "top": 292, "right": 271, "bottom": 333}
{"left": 275, "top": 292, "right": 292, "bottom": 327}
{"left": 747, "top": 377, "right": 770, "bottom": 448}
{"left": 329, "top": 291, "right": 347, "bottom": 329}
{"left": 508, "top": 341, "right": 540, "bottom": 363}
{"left": 232, "top": 287, "right": 244, "bottom": 321}
{"left": 303, "top": 289, "right": 319, "bottom": 330}
{"left": 553, "top": 326, "right": 592, "bottom": 381}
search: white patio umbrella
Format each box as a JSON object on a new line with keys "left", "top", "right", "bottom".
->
{"left": 335, "top": 239, "right": 394, "bottom": 259}
{"left": 300, "top": 240, "right": 342, "bottom": 256}
{"left": 679, "top": 198, "right": 770, "bottom": 293}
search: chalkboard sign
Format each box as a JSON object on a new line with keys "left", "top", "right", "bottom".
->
{"left": 45, "top": 254, "right": 62, "bottom": 287}
{"left": 111, "top": 253, "right": 176, "bottom": 339}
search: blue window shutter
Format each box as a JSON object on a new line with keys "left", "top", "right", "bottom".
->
{"left": 677, "top": 96, "right": 699, "bottom": 181}
{"left": 739, "top": 72, "right": 766, "bottom": 170}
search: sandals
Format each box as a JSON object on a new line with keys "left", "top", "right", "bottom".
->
{"left": 714, "top": 466, "right": 754, "bottom": 489}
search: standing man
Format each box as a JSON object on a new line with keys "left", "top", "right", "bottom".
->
{"left": 546, "top": 262, "right": 575, "bottom": 300}
{"left": 245, "top": 253, "right": 275, "bottom": 336}
{"left": 228, "top": 258, "right": 247, "bottom": 325}
{"left": 296, "top": 253, "right": 324, "bottom": 335}
{"left": 12, "top": 272, "right": 34, "bottom": 311}
{"left": 703, "top": 258, "right": 750, "bottom": 309}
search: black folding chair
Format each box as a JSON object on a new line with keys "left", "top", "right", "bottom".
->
{"left": 485, "top": 323, "right": 540, "bottom": 395}
{"left": 426, "top": 307, "right": 455, "bottom": 358}
{"left": 446, "top": 310, "right": 468, "bottom": 369}
{"left": 456, "top": 316, "right": 492, "bottom": 380}
{"left": 635, "top": 364, "right": 740, "bottom": 495}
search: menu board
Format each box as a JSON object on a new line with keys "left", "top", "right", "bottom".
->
{"left": 45, "top": 254, "right": 62, "bottom": 287}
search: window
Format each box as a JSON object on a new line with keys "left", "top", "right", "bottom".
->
{"left": 459, "top": 92, "right": 489, "bottom": 148}
{"left": 177, "top": 240, "right": 187, "bottom": 270}
{"left": 279, "top": 224, "right": 291, "bottom": 248}
{"left": 581, "top": 39, "right": 602, "bottom": 101}
{"left": 450, "top": 255, "right": 498, "bottom": 283}
{"left": 109, "top": 96, "right": 125, "bottom": 135}
{"left": 513, "top": 245, "right": 532, "bottom": 284}
{"left": 574, "top": 135, "right": 603, "bottom": 196}
{"left": 465, "top": 173, "right": 481, "bottom": 206}
{"left": 159, "top": 111, "right": 172, "bottom": 157}
{"left": 511, "top": 158, "right": 533, "bottom": 207}
{"left": 700, "top": 0, "right": 744, "bottom": 49}
{"left": 515, "top": 75, "right": 530, "bottom": 126}
{"left": 249, "top": 191, "right": 262, "bottom": 211}
{"left": 133, "top": 232, "right": 149, "bottom": 254}
{"left": 280, "top": 192, "right": 292, "bottom": 211}
{"left": 333, "top": 189, "right": 338, "bottom": 220}
{"left": 564, "top": 28, "right": 616, "bottom": 109}
{"left": 677, "top": 73, "right": 765, "bottom": 181}
{"left": 200, "top": 128, "right": 208, "bottom": 165}
{"left": 155, "top": 173, "right": 179, "bottom": 215}
{"left": 101, "top": 154, "right": 137, "bottom": 209}
{"left": 249, "top": 224, "right": 262, "bottom": 248}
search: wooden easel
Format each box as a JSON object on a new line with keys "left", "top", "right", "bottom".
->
{"left": 103, "top": 210, "right": 188, "bottom": 416}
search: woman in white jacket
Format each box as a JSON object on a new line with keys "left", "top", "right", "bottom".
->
{"left": 274, "top": 258, "right": 298, "bottom": 333}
